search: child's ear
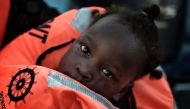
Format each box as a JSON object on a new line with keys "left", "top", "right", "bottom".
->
{"left": 112, "top": 82, "right": 134, "bottom": 100}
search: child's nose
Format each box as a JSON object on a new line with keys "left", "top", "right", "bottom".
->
{"left": 76, "top": 65, "right": 92, "bottom": 82}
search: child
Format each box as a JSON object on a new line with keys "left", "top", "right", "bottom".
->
{"left": 57, "top": 4, "right": 162, "bottom": 100}
{"left": 0, "top": 4, "right": 173, "bottom": 109}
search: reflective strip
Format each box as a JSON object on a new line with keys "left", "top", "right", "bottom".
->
{"left": 156, "top": 65, "right": 167, "bottom": 78}
{"left": 72, "top": 8, "right": 92, "bottom": 33}
{"left": 48, "top": 71, "right": 115, "bottom": 109}
{"left": 156, "top": 65, "right": 165, "bottom": 74}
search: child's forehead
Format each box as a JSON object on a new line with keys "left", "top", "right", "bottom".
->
{"left": 87, "top": 15, "right": 133, "bottom": 40}
{"left": 93, "top": 14, "right": 119, "bottom": 25}
{"left": 90, "top": 14, "right": 124, "bottom": 31}
{"left": 85, "top": 16, "right": 137, "bottom": 48}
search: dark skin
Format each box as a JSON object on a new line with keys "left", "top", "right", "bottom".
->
{"left": 57, "top": 15, "right": 147, "bottom": 98}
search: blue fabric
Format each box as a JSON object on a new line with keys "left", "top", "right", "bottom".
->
{"left": 72, "top": 8, "right": 92, "bottom": 33}
{"left": 43, "top": 0, "right": 71, "bottom": 13}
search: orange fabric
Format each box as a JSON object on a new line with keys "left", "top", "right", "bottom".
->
{"left": 0, "top": 0, "right": 10, "bottom": 47}
{"left": 0, "top": 7, "right": 174, "bottom": 109}
{"left": 0, "top": 65, "right": 115, "bottom": 109}
{"left": 0, "top": 7, "right": 105, "bottom": 69}
{"left": 134, "top": 75, "right": 174, "bottom": 109}
{"left": 0, "top": 9, "right": 79, "bottom": 67}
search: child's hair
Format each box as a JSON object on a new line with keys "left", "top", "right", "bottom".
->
{"left": 90, "top": 5, "right": 162, "bottom": 80}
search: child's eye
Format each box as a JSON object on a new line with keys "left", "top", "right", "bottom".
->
{"left": 102, "top": 69, "right": 113, "bottom": 79}
{"left": 80, "top": 44, "right": 90, "bottom": 56}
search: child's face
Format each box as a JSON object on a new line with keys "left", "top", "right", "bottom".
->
{"left": 58, "top": 15, "right": 146, "bottom": 98}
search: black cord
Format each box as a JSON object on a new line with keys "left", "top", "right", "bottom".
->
{"left": 36, "top": 39, "right": 75, "bottom": 65}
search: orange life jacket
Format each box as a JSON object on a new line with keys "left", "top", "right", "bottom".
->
{"left": 0, "top": 65, "right": 117, "bottom": 109}
{"left": 0, "top": 0, "right": 10, "bottom": 47}
{"left": 0, "top": 7, "right": 174, "bottom": 109}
